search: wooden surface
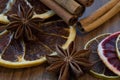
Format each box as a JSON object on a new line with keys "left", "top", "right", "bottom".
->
{"left": 0, "top": 0, "right": 120, "bottom": 80}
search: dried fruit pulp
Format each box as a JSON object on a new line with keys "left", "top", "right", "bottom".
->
{"left": 98, "top": 32, "right": 120, "bottom": 76}
{"left": 85, "top": 33, "right": 119, "bottom": 79}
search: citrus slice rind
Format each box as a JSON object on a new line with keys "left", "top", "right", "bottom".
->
{"left": 85, "top": 33, "right": 120, "bottom": 79}
{"left": 90, "top": 70, "right": 120, "bottom": 80}
{"left": 116, "top": 34, "right": 120, "bottom": 60}
{"left": 98, "top": 31, "right": 120, "bottom": 76}
{"left": 33, "top": 10, "right": 55, "bottom": 19}
{"left": 62, "top": 26, "right": 76, "bottom": 49}
{"left": 0, "top": 21, "right": 76, "bottom": 68}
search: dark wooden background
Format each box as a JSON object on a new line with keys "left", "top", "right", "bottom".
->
{"left": 0, "top": 0, "right": 120, "bottom": 80}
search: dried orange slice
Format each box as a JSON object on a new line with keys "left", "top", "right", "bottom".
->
{"left": 0, "top": 0, "right": 76, "bottom": 68}
{"left": 85, "top": 33, "right": 120, "bottom": 79}
{"left": 98, "top": 31, "right": 120, "bottom": 76}
{"left": 0, "top": 20, "right": 76, "bottom": 68}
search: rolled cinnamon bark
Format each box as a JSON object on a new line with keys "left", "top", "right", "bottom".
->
{"left": 54, "top": 0, "right": 84, "bottom": 15}
{"left": 76, "top": 0, "right": 94, "bottom": 7}
{"left": 40, "top": 0, "right": 77, "bottom": 25}
{"left": 80, "top": 0, "right": 119, "bottom": 27}
{"left": 77, "top": 1, "right": 120, "bottom": 32}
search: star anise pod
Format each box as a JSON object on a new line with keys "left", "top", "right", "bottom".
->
{"left": 46, "top": 41, "right": 92, "bottom": 80}
{"left": 6, "top": 4, "right": 44, "bottom": 40}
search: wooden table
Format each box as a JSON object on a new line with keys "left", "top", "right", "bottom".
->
{"left": 0, "top": 0, "right": 120, "bottom": 80}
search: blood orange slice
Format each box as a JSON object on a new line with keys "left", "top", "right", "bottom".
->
{"left": 85, "top": 33, "right": 119, "bottom": 79}
{"left": 98, "top": 31, "right": 120, "bottom": 76}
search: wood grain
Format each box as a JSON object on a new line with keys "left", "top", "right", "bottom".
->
{"left": 0, "top": 0, "right": 120, "bottom": 80}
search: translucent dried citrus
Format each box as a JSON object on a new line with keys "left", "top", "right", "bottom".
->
{"left": 85, "top": 33, "right": 120, "bottom": 80}
{"left": 98, "top": 32, "right": 120, "bottom": 76}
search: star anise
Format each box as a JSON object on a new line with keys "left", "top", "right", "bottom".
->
{"left": 46, "top": 41, "right": 92, "bottom": 80}
{"left": 6, "top": 4, "right": 44, "bottom": 40}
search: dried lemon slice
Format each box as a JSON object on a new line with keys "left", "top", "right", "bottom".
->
{"left": 85, "top": 33, "right": 120, "bottom": 80}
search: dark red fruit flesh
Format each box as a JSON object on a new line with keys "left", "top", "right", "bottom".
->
{"left": 101, "top": 32, "right": 120, "bottom": 71}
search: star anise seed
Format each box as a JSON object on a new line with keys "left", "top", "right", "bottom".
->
{"left": 6, "top": 4, "right": 44, "bottom": 40}
{"left": 46, "top": 41, "right": 92, "bottom": 80}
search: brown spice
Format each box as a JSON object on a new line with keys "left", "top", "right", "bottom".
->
{"left": 80, "top": 0, "right": 119, "bottom": 27}
{"left": 46, "top": 41, "right": 92, "bottom": 80}
{"left": 40, "top": 0, "right": 77, "bottom": 25}
{"left": 78, "top": 1, "right": 120, "bottom": 32}
{"left": 54, "top": 0, "right": 84, "bottom": 15}
{"left": 76, "top": 0, "right": 94, "bottom": 7}
{"left": 6, "top": 4, "right": 44, "bottom": 40}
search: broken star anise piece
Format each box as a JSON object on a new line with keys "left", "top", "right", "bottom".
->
{"left": 46, "top": 41, "right": 92, "bottom": 80}
{"left": 6, "top": 4, "right": 44, "bottom": 40}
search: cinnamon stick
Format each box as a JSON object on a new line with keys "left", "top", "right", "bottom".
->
{"left": 78, "top": 1, "right": 120, "bottom": 32}
{"left": 80, "top": 0, "right": 119, "bottom": 27}
{"left": 54, "top": 0, "right": 84, "bottom": 15}
{"left": 39, "top": 0, "right": 77, "bottom": 25}
{"left": 76, "top": 0, "right": 94, "bottom": 7}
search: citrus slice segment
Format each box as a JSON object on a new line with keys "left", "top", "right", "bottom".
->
{"left": 0, "top": 30, "right": 13, "bottom": 54}
{"left": 98, "top": 31, "right": 120, "bottom": 76}
{"left": 116, "top": 34, "right": 120, "bottom": 60}
{"left": 85, "top": 33, "right": 120, "bottom": 79}
{"left": 0, "top": 20, "right": 76, "bottom": 68}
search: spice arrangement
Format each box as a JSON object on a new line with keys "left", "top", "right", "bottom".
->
{"left": 0, "top": 0, "right": 120, "bottom": 80}
{"left": 0, "top": 0, "right": 76, "bottom": 68}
